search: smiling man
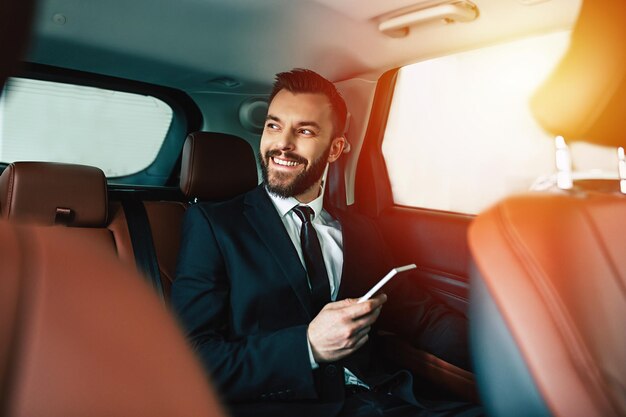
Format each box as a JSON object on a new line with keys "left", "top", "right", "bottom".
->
{"left": 260, "top": 81, "right": 345, "bottom": 203}
{"left": 173, "top": 69, "right": 481, "bottom": 417}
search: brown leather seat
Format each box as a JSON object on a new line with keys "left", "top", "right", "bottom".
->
{"left": 159, "top": 131, "right": 257, "bottom": 297}
{"left": 469, "top": 192, "right": 626, "bottom": 417}
{"left": 0, "top": 219, "right": 225, "bottom": 417}
{"left": 134, "top": 131, "right": 258, "bottom": 299}
{"left": 0, "top": 7, "right": 222, "bottom": 416}
{"left": 469, "top": 1, "right": 626, "bottom": 416}
{"left": 0, "top": 161, "right": 174, "bottom": 285}
{"left": 151, "top": 131, "right": 258, "bottom": 298}
{"left": 0, "top": 162, "right": 108, "bottom": 227}
{"left": 106, "top": 197, "right": 188, "bottom": 298}
{"left": 0, "top": 132, "right": 258, "bottom": 302}
{"left": 0, "top": 162, "right": 121, "bottom": 256}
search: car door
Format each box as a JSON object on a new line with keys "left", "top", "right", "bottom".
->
{"left": 350, "top": 29, "right": 579, "bottom": 315}
{"left": 352, "top": 69, "right": 472, "bottom": 316}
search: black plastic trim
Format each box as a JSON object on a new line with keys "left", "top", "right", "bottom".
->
{"left": 108, "top": 184, "right": 186, "bottom": 202}
{"left": 121, "top": 198, "right": 165, "bottom": 299}
{"left": 354, "top": 68, "right": 399, "bottom": 217}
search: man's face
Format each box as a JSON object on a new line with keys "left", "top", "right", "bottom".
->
{"left": 259, "top": 89, "right": 345, "bottom": 202}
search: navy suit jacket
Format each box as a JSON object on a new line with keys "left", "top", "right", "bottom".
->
{"left": 172, "top": 185, "right": 468, "bottom": 416}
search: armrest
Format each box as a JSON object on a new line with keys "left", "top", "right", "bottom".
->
{"left": 378, "top": 333, "right": 479, "bottom": 403}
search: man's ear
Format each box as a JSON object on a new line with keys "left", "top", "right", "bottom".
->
{"left": 327, "top": 136, "right": 346, "bottom": 163}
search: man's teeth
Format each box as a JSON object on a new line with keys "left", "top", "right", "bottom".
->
{"left": 273, "top": 157, "right": 299, "bottom": 167}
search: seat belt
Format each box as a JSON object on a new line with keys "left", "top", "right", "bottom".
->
{"left": 121, "top": 198, "right": 165, "bottom": 300}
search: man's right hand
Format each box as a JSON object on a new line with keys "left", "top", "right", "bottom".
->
{"left": 307, "top": 293, "right": 387, "bottom": 363}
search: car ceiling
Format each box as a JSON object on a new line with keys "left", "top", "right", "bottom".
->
{"left": 27, "top": 0, "right": 581, "bottom": 94}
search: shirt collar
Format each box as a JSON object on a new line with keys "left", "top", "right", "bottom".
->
{"left": 265, "top": 186, "right": 324, "bottom": 220}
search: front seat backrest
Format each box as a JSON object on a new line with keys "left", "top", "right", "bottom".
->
{"left": 0, "top": 219, "right": 225, "bottom": 417}
{"left": 469, "top": 192, "right": 626, "bottom": 417}
{"left": 470, "top": 0, "right": 626, "bottom": 416}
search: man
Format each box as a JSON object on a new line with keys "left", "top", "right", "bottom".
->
{"left": 173, "top": 69, "right": 481, "bottom": 417}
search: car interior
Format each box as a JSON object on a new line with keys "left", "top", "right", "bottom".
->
{"left": 0, "top": 0, "right": 624, "bottom": 416}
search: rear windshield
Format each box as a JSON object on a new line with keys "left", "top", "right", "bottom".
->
{"left": 0, "top": 77, "right": 173, "bottom": 177}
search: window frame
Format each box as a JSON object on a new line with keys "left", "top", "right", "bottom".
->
{"left": 354, "top": 68, "right": 398, "bottom": 217}
{"left": 0, "top": 62, "right": 202, "bottom": 186}
{"left": 355, "top": 67, "right": 480, "bottom": 219}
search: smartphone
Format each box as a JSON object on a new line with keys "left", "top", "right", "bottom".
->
{"left": 357, "top": 264, "right": 417, "bottom": 303}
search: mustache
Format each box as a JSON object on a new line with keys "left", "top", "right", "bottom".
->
{"left": 265, "top": 149, "right": 308, "bottom": 165}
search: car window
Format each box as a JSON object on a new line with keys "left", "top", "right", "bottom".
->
{"left": 381, "top": 31, "right": 618, "bottom": 215}
{"left": 0, "top": 77, "right": 173, "bottom": 177}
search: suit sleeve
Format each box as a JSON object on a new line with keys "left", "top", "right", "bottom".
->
{"left": 171, "top": 204, "right": 317, "bottom": 401}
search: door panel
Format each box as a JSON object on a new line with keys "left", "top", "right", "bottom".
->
{"left": 351, "top": 68, "right": 474, "bottom": 316}
{"left": 377, "top": 206, "right": 474, "bottom": 315}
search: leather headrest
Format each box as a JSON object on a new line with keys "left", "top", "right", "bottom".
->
{"left": 531, "top": 0, "right": 626, "bottom": 147}
{"left": 0, "top": 162, "right": 108, "bottom": 227}
{"left": 179, "top": 132, "right": 258, "bottom": 201}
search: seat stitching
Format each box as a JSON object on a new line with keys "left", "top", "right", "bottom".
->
{"left": 579, "top": 198, "right": 626, "bottom": 298}
{"left": 576, "top": 199, "right": 626, "bottom": 414}
{"left": 101, "top": 169, "right": 108, "bottom": 225}
{"left": 494, "top": 199, "right": 614, "bottom": 414}
{"left": 6, "top": 165, "right": 15, "bottom": 218}
{"left": 186, "top": 135, "right": 196, "bottom": 197}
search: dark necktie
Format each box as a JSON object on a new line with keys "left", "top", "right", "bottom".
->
{"left": 292, "top": 205, "right": 331, "bottom": 314}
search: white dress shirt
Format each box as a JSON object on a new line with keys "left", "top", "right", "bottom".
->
{"left": 266, "top": 189, "right": 343, "bottom": 300}
{"left": 266, "top": 187, "right": 368, "bottom": 388}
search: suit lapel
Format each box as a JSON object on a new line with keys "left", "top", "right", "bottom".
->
{"left": 244, "top": 186, "right": 313, "bottom": 319}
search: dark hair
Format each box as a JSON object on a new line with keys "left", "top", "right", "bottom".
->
{"left": 269, "top": 68, "right": 348, "bottom": 137}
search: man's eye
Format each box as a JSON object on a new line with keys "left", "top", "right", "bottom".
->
{"left": 266, "top": 123, "right": 279, "bottom": 130}
{"left": 299, "top": 129, "right": 314, "bottom": 136}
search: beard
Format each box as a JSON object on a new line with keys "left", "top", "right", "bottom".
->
{"left": 260, "top": 146, "right": 331, "bottom": 199}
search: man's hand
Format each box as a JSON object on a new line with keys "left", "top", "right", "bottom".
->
{"left": 307, "top": 294, "right": 387, "bottom": 363}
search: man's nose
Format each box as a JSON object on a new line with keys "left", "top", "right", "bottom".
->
{"left": 275, "top": 129, "right": 296, "bottom": 150}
